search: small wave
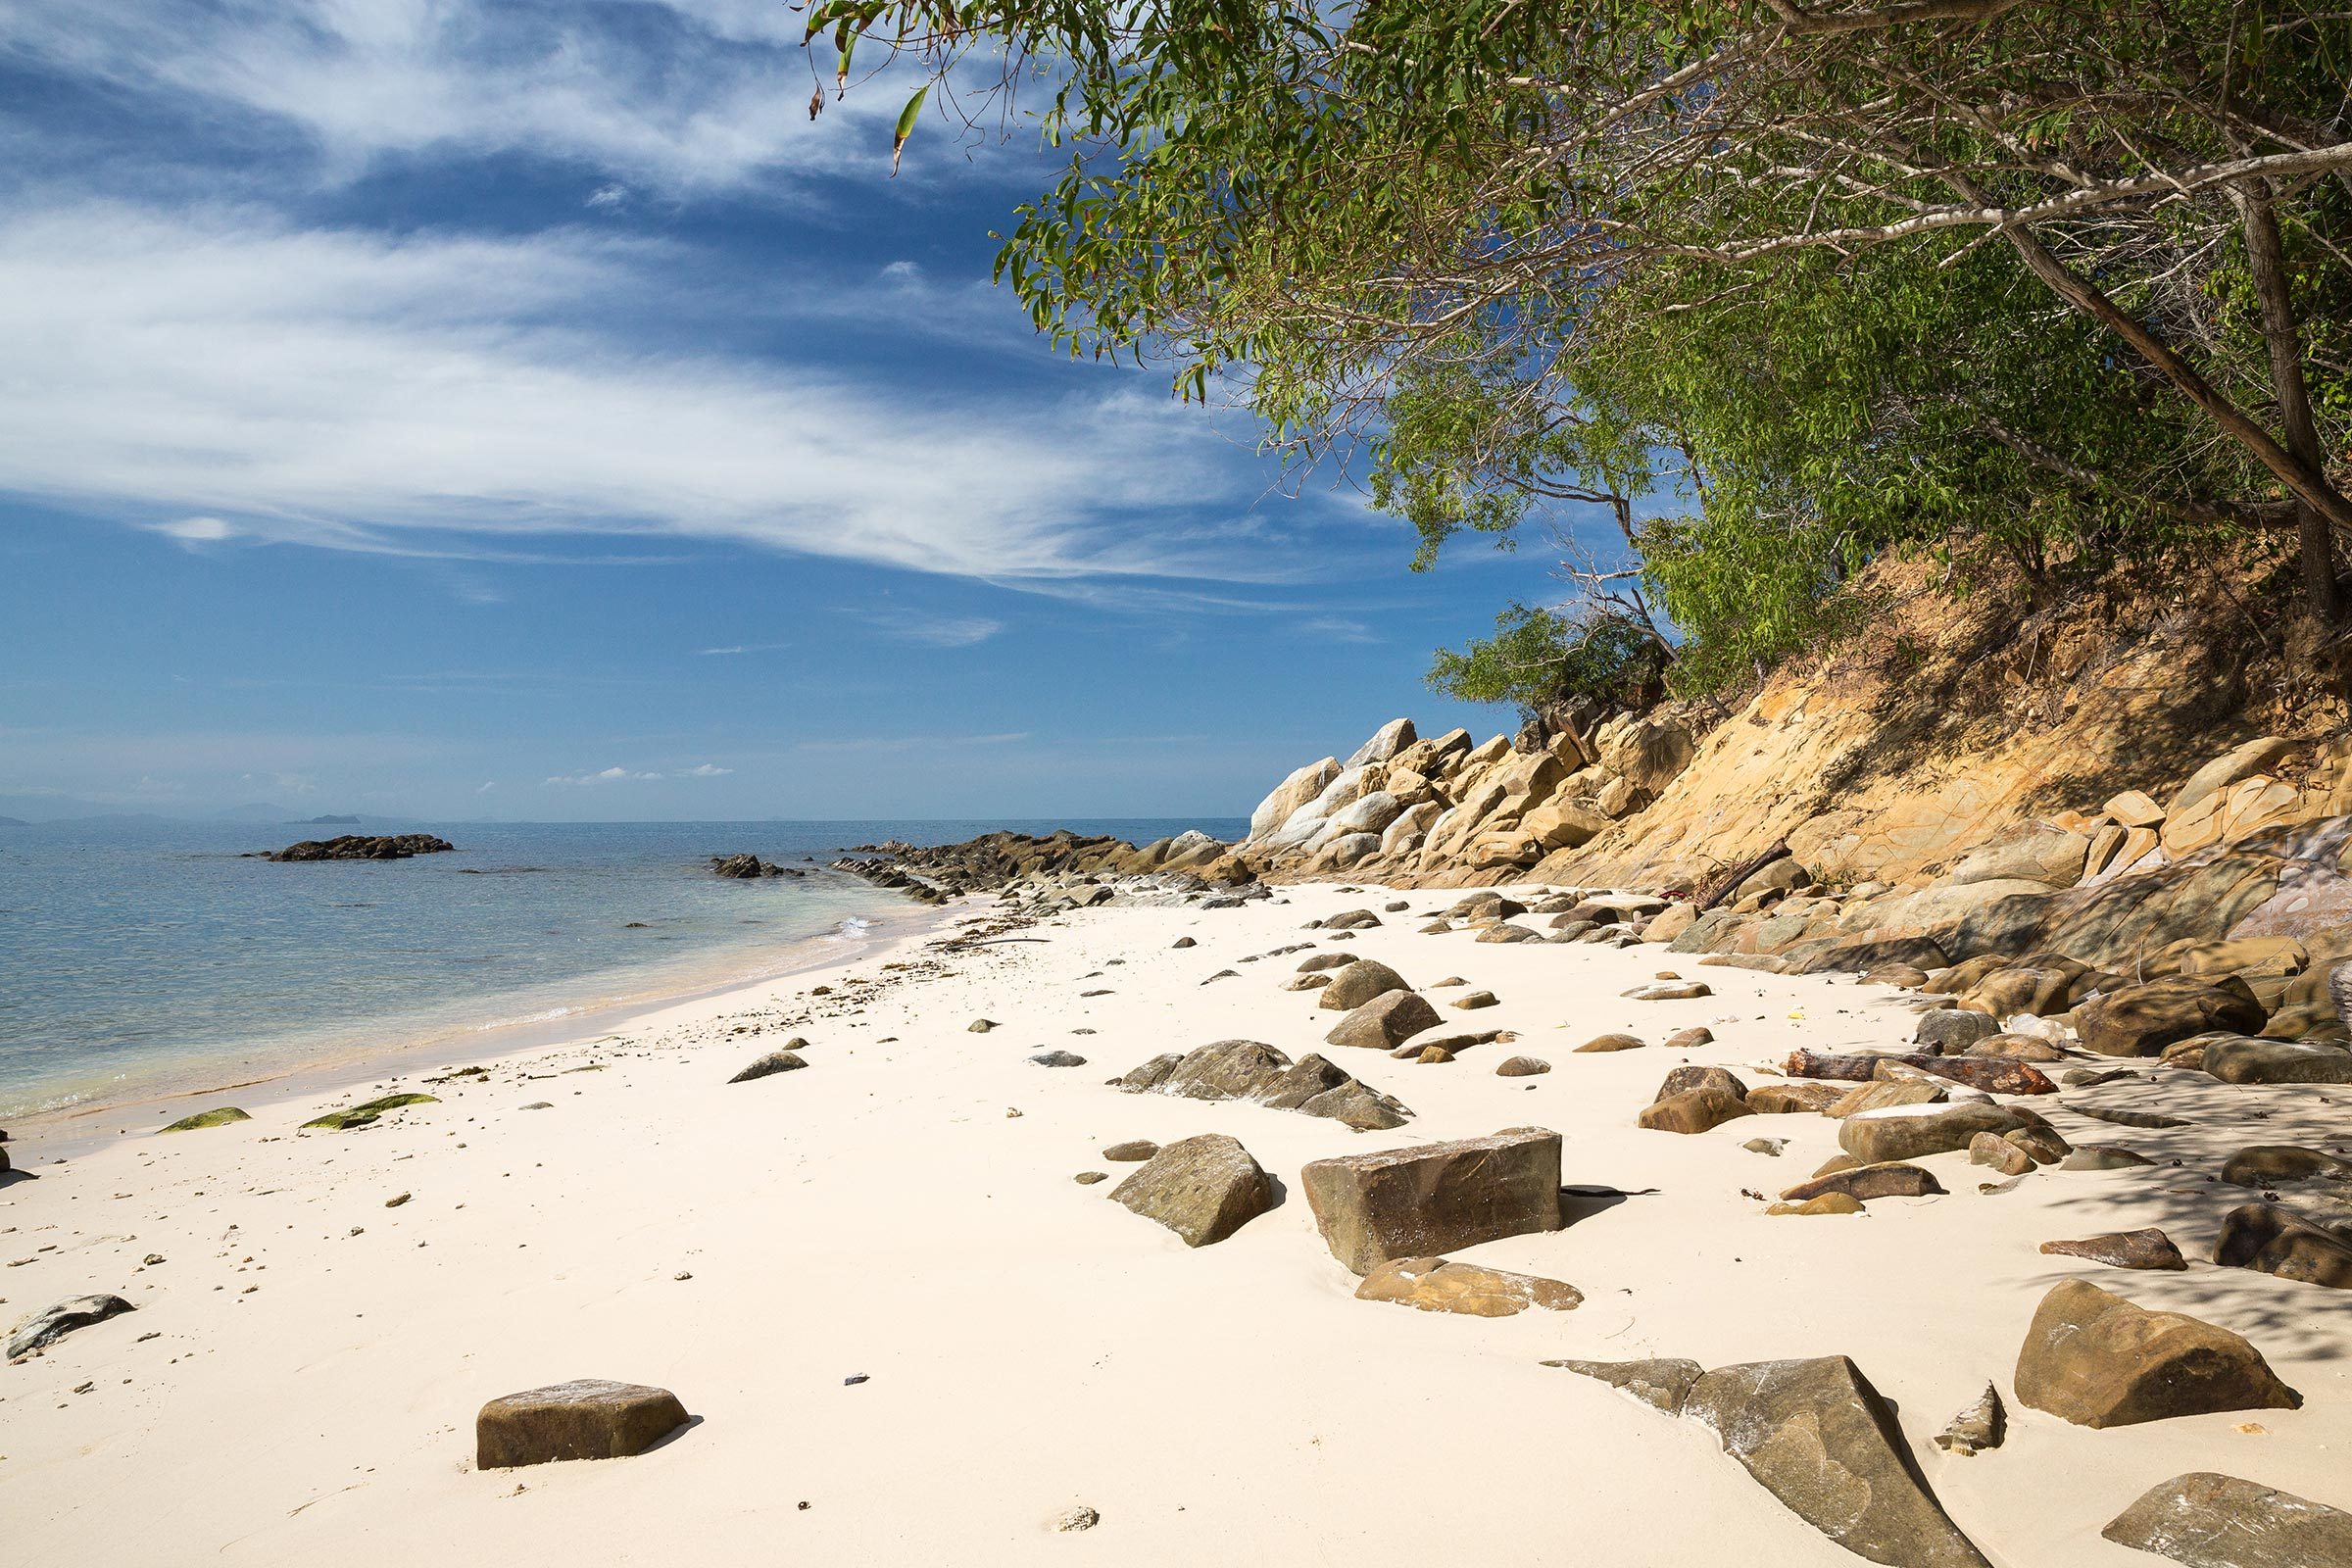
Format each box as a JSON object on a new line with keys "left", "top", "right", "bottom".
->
{"left": 470, "top": 1005, "right": 575, "bottom": 1032}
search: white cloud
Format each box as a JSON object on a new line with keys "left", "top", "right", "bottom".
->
{"left": 0, "top": 0, "right": 906, "bottom": 194}
{"left": 156, "top": 515, "right": 237, "bottom": 543}
{"left": 795, "top": 732, "right": 1029, "bottom": 754}
{"left": 844, "top": 608, "right": 1004, "bottom": 647}
{"left": 0, "top": 204, "right": 1267, "bottom": 583}
{"left": 545, "top": 765, "right": 662, "bottom": 785}
{"left": 1303, "top": 615, "right": 1379, "bottom": 643}
{"left": 679, "top": 762, "right": 732, "bottom": 777}
{"left": 697, "top": 642, "right": 791, "bottom": 656}
{"left": 585, "top": 184, "right": 629, "bottom": 211}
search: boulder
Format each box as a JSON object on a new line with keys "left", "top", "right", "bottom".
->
{"left": 1934, "top": 1386, "right": 2005, "bottom": 1457}
{"left": 1914, "top": 1009, "right": 1999, "bottom": 1053}
{"left": 1449, "top": 989, "right": 1499, "bottom": 1010}
{"left": 1520, "top": 800, "right": 1612, "bottom": 852}
{"left": 6, "top": 1295, "right": 134, "bottom": 1358}
{"left": 1944, "top": 824, "right": 2092, "bottom": 889}
{"left": 2170, "top": 736, "right": 2297, "bottom": 817}
{"left": 1115, "top": 1040, "right": 1411, "bottom": 1131}
{"left": 2102, "top": 1472, "right": 2352, "bottom": 1568}
{"left": 1029, "top": 1050, "right": 1089, "bottom": 1067}
{"left": 1770, "top": 1193, "right": 1864, "bottom": 1215}
{"left": 1344, "top": 717, "right": 1417, "bottom": 769}
{"left": 2077, "top": 976, "right": 2267, "bottom": 1057}
{"left": 1317, "top": 959, "right": 1412, "bottom": 1011}
{"left": 2214, "top": 1202, "right": 2352, "bottom": 1289}
{"left": 1656, "top": 1065, "right": 1748, "bottom": 1102}
{"left": 1102, "top": 1140, "right": 1158, "bottom": 1162}
{"left": 1638, "top": 1088, "right": 1753, "bottom": 1135}
{"left": 1838, "top": 1102, "right": 2035, "bottom": 1164}
{"left": 2220, "top": 1145, "right": 2352, "bottom": 1188}
{"left": 2203, "top": 1036, "right": 2352, "bottom": 1085}
{"left": 301, "top": 1092, "right": 439, "bottom": 1131}
{"left": 2039, "top": 1228, "right": 2187, "bottom": 1271}
{"left": 1575, "top": 1032, "right": 1646, "bottom": 1054}
{"left": 1109, "top": 1134, "right": 1277, "bottom": 1247}
{"left": 1494, "top": 1056, "right": 1550, "bottom": 1077}
{"left": 1778, "top": 1162, "right": 1942, "bottom": 1203}
{"left": 2013, "top": 1279, "right": 2299, "bottom": 1428}
{"left": 2060, "top": 1145, "right": 2154, "bottom": 1171}
{"left": 1299, "top": 1127, "right": 1562, "bottom": 1274}
{"left": 1746, "top": 1082, "right": 1846, "bottom": 1114}
{"left": 1543, "top": 1356, "right": 1706, "bottom": 1414}
{"left": 1353, "top": 1255, "right": 1582, "bottom": 1317}
{"left": 1623, "top": 980, "right": 1712, "bottom": 1001}
{"left": 1684, "top": 1357, "right": 1992, "bottom": 1568}
{"left": 2105, "top": 789, "right": 2166, "bottom": 828}
{"left": 1324, "top": 990, "right": 1443, "bottom": 1052}
{"left": 727, "top": 1047, "right": 808, "bottom": 1083}
{"left": 1969, "top": 1132, "right": 2034, "bottom": 1177}
{"left": 2165, "top": 774, "right": 2304, "bottom": 858}
{"left": 1827, "top": 1079, "right": 1947, "bottom": 1118}
{"left": 1596, "top": 713, "right": 1697, "bottom": 794}
{"left": 1248, "top": 757, "right": 1341, "bottom": 840}
{"left": 475, "top": 1380, "right": 689, "bottom": 1468}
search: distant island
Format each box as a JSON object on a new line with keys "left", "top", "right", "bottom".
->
{"left": 0, "top": 815, "right": 25, "bottom": 827}
{"left": 297, "top": 814, "right": 362, "bottom": 825}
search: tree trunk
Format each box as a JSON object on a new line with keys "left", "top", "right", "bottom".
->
{"left": 2233, "top": 178, "right": 2342, "bottom": 624}
{"left": 1955, "top": 172, "right": 2352, "bottom": 551}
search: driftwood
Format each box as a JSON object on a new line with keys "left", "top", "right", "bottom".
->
{"left": 1784, "top": 1049, "right": 2058, "bottom": 1097}
{"left": 1694, "top": 839, "right": 1789, "bottom": 913}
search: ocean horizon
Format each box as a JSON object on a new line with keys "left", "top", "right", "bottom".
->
{"left": 0, "top": 815, "right": 1246, "bottom": 1120}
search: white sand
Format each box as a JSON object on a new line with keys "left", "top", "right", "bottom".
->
{"left": 5, "top": 884, "right": 2348, "bottom": 1565}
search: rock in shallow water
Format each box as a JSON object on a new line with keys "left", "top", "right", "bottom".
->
{"left": 475, "top": 1379, "right": 689, "bottom": 1468}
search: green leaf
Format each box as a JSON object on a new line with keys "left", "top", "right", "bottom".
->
{"left": 890, "top": 83, "right": 929, "bottom": 176}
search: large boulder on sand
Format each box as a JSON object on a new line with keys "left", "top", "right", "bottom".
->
{"left": 2214, "top": 1202, "right": 2352, "bottom": 1289}
{"left": 6, "top": 1295, "right": 134, "bottom": 1358}
{"left": 2013, "top": 1279, "right": 2299, "bottom": 1429}
{"left": 2203, "top": 1036, "right": 2352, "bottom": 1085}
{"left": 1838, "top": 1102, "right": 2037, "bottom": 1164}
{"left": 2077, "top": 976, "right": 2267, "bottom": 1056}
{"left": 1685, "top": 1356, "right": 1992, "bottom": 1568}
{"left": 1324, "top": 990, "right": 1443, "bottom": 1051}
{"left": 475, "top": 1380, "right": 690, "bottom": 1468}
{"left": 1638, "top": 1088, "right": 1753, "bottom": 1136}
{"left": 727, "top": 1046, "right": 808, "bottom": 1083}
{"left": 1109, "top": 1134, "right": 1276, "bottom": 1247}
{"left": 1317, "top": 959, "right": 1411, "bottom": 1011}
{"left": 1299, "top": 1128, "right": 1562, "bottom": 1274}
{"left": 2102, "top": 1472, "right": 2352, "bottom": 1568}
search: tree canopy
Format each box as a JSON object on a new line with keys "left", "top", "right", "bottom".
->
{"left": 809, "top": 0, "right": 2352, "bottom": 710}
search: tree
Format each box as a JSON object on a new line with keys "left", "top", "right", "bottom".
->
{"left": 808, "top": 0, "right": 2352, "bottom": 639}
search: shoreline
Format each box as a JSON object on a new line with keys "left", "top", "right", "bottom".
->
{"left": 7, "top": 896, "right": 955, "bottom": 1159}
{"left": 7, "top": 878, "right": 2351, "bottom": 1565}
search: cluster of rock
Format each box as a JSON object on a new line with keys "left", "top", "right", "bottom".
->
{"left": 1238, "top": 712, "right": 1699, "bottom": 882}
{"left": 250, "top": 833, "right": 455, "bottom": 861}
{"left": 708, "top": 854, "right": 809, "bottom": 879}
{"left": 832, "top": 828, "right": 1252, "bottom": 908}
{"left": 1109, "top": 1038, "right": 1412, "bottom": 1131}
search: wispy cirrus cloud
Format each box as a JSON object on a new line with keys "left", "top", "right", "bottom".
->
{"left": 795, "top": 732, "right": 1031, "bottom": 754}
{"left": 843, "top": 608, "right": 1005, "bottom": 648}
{"left": 544, "top": 761, "right": 731, "bottom": 785}
{"left": 0, "top": 204, "right": 1287, "bottom": 585}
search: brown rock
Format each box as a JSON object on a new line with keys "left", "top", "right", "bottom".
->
{"left": 1768, "top": 1193, "right": 1864, "bottom": 1215}
{"left": 475, "top": 1380, "right": 689, "bottom": 1469}
{"left": 2039, "top": 1227, "right": 2187, "bottom": 1271}
{"left": 1746, "top": 1082, "right": 1846, "bottom": 1114}
{"left": 1655, "top": 1065, "right": 1749, "bottom": 1102}
{"left": 1623, "top": 980, "right": 1712, "bottom": 1001}
{"left": 1324, "top": 989, "right": 1443, "bottom": 1051}
{"left": 1542, "top": 1356, "right": 1704, "bottom": 1413}
{"left": 1968, "top": 1131, "right": 2033, "bottom": 1177}
{"left": 1102, "top": 1140, "right": 1158, "bottom": 1162}
{"left": 2214, "top": 1202, "right": 2352, "bottom": 1289}
{"left": 1299, "top": 1128, "right": 1562, "bottom": 1275}
{"left": 2077, "top": 976, "right": 2267, "bottom": 1057}
{"left": 1826, "top": 1078, "right": 1947, "bottom": 1118}
{"left": 1494, "top": 1055, "right": 1550, "bottom": 1077}
{"left": 1684, "top": 1357, "right": 1992, "bottom": 1568}
{"left": 1638, "top": 1088, "right": 1754, "bottom": 1135}
{"left": 1664, "top": 1026, "right": 1716, "bottom": 1051}
{"left": 1316, "top": 959, "right": 1411, "bottom": 1011}
{"left": 1934, "top": 1385, "right": 2004, "bottom": 1456}
{"left": 2013, "top": 1279, "right": 2300, "bottom": 1428}
{"left": 1108, "top": 1134, "right": 1277, "bottom": 1247}
{"left": 1574, "top": 1032, "right": 1645, "bottom": 1054}
{"left": 1449, "top": 990, "right": 1500, "bottom": 1009}
{"left": 1415, "top": 1045, "right": 1455, "bottom": 1064}
{"left": 1839, "top": 1102, "right": 2036, "bottom": 1164}
{"left": 1779, "top": 1162, "right": 1942, "bottom": 1203}
{"left": 2220, "top": 1145, "right": 2352, "bottom": 1188}
{"left": 1354, "top": 1255, "right": 1582, "bottom": 1317}
{"left": 2101, "top": 1471, "right": 2352, "bottom": 1568}
{"left": 2204, "top": 1036, "right": 2352, "bottom": 1085}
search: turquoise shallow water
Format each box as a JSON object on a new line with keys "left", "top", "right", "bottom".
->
{"left": 0, "top": 816, "right": 1243, "bottom": 1118}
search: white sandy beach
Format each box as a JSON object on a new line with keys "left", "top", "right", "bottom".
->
{"left": 6, "top": 882, "right": 2349, "bottom": 1566}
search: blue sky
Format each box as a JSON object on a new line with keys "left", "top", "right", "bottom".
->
{"left": 0, "top": 0, "right": 1569, "bottom": 821}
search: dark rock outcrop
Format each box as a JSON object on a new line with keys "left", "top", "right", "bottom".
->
{"left": 256, "top": 833, "right": 455, "bottom": 862}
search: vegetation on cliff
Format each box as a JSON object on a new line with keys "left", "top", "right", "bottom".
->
{"left": 812, "top": 0, "right": 2352, "bottom": 713}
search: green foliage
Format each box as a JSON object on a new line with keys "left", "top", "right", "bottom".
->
{"left": 1427, "top": 604, "right": 1664, "bottom": 712}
